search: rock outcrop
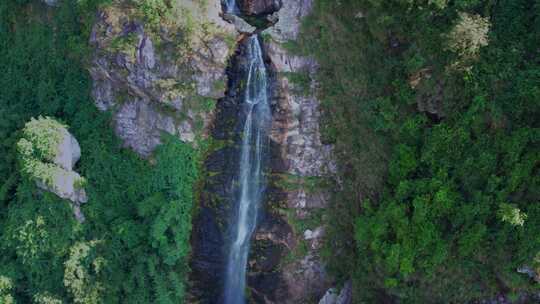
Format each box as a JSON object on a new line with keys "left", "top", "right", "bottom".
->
{"left": 17, "top": 117, "right": 87, "bottom": 222}
{"left": 238, "top": 0, "right": 282, "bottom": 16}
{"left": 36, "top": 128, "right": 87, "bottom": 207}
{"left": 319, "top": 281, "right": 353, "bottom": 304}
{"left": 252, "top": 0, "right": 337, "bottom": 301}
{"left": 89, "top": 0, "right": 236, "bottom": 156}
{"left": 264, "top": 0, "right": 313, "bottom": 42}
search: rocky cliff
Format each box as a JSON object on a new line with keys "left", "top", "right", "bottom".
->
{"left": 89, "top": 0, "right": 236, "bottom": 155}
{"left": 88, "top": 0, "right": 340, "bottom": 302}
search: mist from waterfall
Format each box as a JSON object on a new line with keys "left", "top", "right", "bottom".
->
{"left": 223, "top": 35, "right": 271, "bottom": 304}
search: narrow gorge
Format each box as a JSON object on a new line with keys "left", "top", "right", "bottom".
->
{"left": 190, "top": 0, "right": 341, "bottom": 303}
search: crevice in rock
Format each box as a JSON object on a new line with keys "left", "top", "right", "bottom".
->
{"left": 191, "top": 1, "right": 338, "bottom": 303}
{"left": 189, "top": 9, "right": 292, "bottom": 300}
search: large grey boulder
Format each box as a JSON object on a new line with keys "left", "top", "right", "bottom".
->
{"left": 36, "top": 128, "right": 88, "bottom": 223}
{"left": 36, "top": 170, "right": 87, "bottom": 205}
{"left": 17, "top": 117, "right": 88, "bottom": 222}
{"left": 53, "top": 129, "right": 82, "bottom": 171}
{"left": 222, "top": 13, "right": 257, "bottom": 34}
{"left": 319, "top": 288, "right": 338, "bottom": 304}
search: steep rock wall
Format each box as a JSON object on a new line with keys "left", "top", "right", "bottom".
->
{"left": 88, "top": 0, "right": 339, "bottom": 302}
{"left": 251, "top": 1, "right": 338, "bottom": 301}
{"left": 89, "top": 0, "right": 236, "bottom": 155}
{"left": 191, "top": 1, "right": 338, "bottom": 303}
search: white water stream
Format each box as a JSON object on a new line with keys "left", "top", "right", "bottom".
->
{"left": 223, "top": 35, "right": 271, "bottom": 304}
{"left": 224, "top": 0, "right": 239, "bottom": 14}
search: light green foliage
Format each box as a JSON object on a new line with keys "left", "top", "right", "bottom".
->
{"left": 20, "top": 117, "right": 66, "bottom": 162}
{"left": 63, "top": 241, "right": 105, "bottom": 304}
{"left": 499, "top": 203, "right": 527, "bottom": 227}
{"left": 133, "top": 0, "right": 171, "bottom": 28}
{"left": 108, "top": 32, "right": 138, "bottom": 59}
{"left": 33, "top": 292, "right": 63, "bottom": 304}
{"left": 17, "top": 117, "right": 66, "bottom": 187}
{"left": 447, "top": 12, "right": 490, "bottom": 65}
{"left": 11, "top": 216, "right": 49, "bottom": 265}
{"left": 0, "top": 276, "right": 15, "bottom": 304}
{"left": 17, "top": 116, "right": 87, "bottom": 191}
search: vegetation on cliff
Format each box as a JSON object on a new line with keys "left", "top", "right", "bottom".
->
{"left": 0, "top": 0, "right": 196, "bottom": 303}
{"left": 292, "top": 0, "right": 540, "bottom": 302}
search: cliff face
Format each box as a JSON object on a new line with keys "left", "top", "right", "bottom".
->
{"left": 88, "top": 0, "right": 339, "bottom": 302}
{"left": 252, "top": 1, "right": 338, "bottom": 301}
{"left": 89, "top": 0, "right": 236, "bottom": 155}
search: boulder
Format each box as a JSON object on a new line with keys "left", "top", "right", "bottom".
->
{"left": 239, "top": 0, "right": 282, "bottom": 16}
{"left": 318, "top": 281, "right": 352, "bottom": 304}
{"left": 36, "top": 170, "right": 87, "bottom": 205}
{"left": 517, "top": 265, "right": 540, "bottom": 283}
{"left": 222, "top": 13, "right": 257, "bottom": 34}
{"left": 319, "top": 288, "right": 338, "bottom": 304}
{"left": 53, "top": 129, "right": 81, "bottom": 171}
{"left": 18, "top": 118, "right": 87, "bottom": 222}
{"left": 304, "top": 226, "right": 324, "bottom": 240}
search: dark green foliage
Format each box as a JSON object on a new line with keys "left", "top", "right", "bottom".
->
{"left": 0, "top": 0, "right": 196, "bottom": 303}
{"left": 295, "top": 0, "right": 540, "bottom": 302}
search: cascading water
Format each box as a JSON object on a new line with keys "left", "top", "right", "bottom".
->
{"left": 223, "top": 0, "right": 239, "bottom": 14}
{"left": 223, "top": 36, "right": 271, "bottom": 304}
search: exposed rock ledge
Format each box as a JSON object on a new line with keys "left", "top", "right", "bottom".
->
{"left": 89, "top": 0, "right": 236, "bottom": 156}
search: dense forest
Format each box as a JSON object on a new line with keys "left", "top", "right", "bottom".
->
{"left": 0, "top": 1, "right": 197, "bottom": 303}
{"left": 0, "top": 0, "right": 539, "bottom": 303}
{"left": 291, "top": 0, "right": 540, "bottom": 302}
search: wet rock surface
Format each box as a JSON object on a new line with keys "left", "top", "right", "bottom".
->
{"left": 191, "top": 0, "right": 337, "bottom": 303}
{"left": 190, "top": 36, "right": 269, "bottom": 302}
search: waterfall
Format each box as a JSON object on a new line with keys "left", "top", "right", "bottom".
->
{"left": 224, "top": 35, "right": 271, "bottom": 304}
{"left": 223, "top": 0, "right": 239, "bottom": 14}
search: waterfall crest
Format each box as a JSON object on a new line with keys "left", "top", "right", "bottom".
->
{"left": 223, "top": 35, "right": 271, "bottom": 304}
